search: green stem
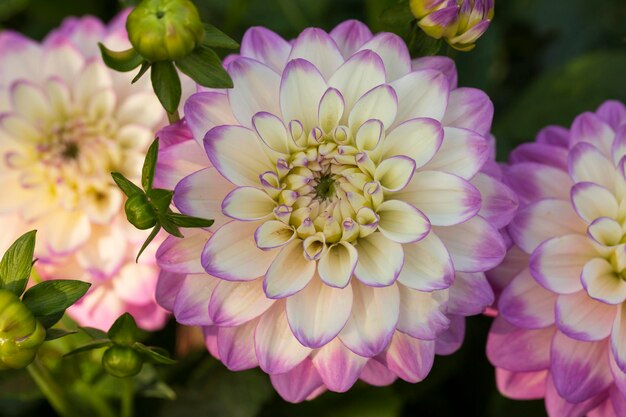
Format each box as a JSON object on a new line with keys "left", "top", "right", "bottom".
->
{"left": 27, "top": 359, "right": 80, "bottom": 417}
{"left": 72, "top": 381, "right": 117, "bottom": 417}
{"left": 167, "top": 110, "right": 181, "bottom": 124}
{"left": 121, "top": 378, "right": 134, "bottom": 417}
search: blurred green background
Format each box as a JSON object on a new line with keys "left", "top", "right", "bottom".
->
{"left": 1, "top": 0, "right": 626, "bottom": 416}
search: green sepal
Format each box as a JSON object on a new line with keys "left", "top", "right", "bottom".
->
{"left": 78, "top": 326, "right": 108, "bottom": 340}
{"left": 64, "top": 340, "right": 113, "bottom": 357}
{"left": 201, "top": 23, "right": 239, "bottom": 49}
{"left": 142, "top": 138, "right": 159, "bottom": 191}
{"left": 133, "top": 343, "right": 176, "bottom": 365}
{"left": 159, "top": 216, "right": 183, "bottom": 238}
{"left": 111, "top": 172, "right": 143, "bottom": 198}
{"left": 45, "top": 328, "right": 77, "bottom": 341}
{"left": 125, "top": 194, "right": 158, "bottom": 230}
{"left": 175, "top": 46, "right": 233, "bottom": 88}
{"left": 132, "top": 61, "right": 152, "bottom": 84}
{"left": 136, "top": 225, "right": 161, "bottom": 262}
{"left": 98, "top": 43, "right": 144, "bottom": 72}
{"left": 147, "top": 189, "right": 173, "bottom": 213}
{"left": 168, "top": 212, "right": 214, "bottom": 228}
{"left": 0, "top": 230, "right": 36, "bottom": 297}
{"left": 151, "top": 61, "right": 181, "bottom": 114}
{"left": 22, "top": 280, "right": 91, "bottom": 329}
{"left": 108, "top": 313, "right": 140, "bottom": 346}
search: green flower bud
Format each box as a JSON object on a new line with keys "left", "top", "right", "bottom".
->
{"left": 127, "top": 0, "right": 205, "bottom": 62}
{"left": 125, "top": 194, "right": 158, "bottom": 230}
{"left": 0, "top": 290, "right": 46, "bottom": 370}
{"left": 102, "top": 346, "right": 144, "bottom": 378}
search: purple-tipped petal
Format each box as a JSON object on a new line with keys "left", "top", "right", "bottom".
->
{"left": 184, "top": 92, "right": 237, "bottom": 145}
{"left": 357, "top": 33, "right": 411, "bottom": 81}
{"left": 288, "top": 28, "right": 343, "bottom": 80}
{"left": 509, "top": 142, "right": 569, "bottom": 170}
{"left": 217, "top": 318, "right": 259, "bottom": 371}
{"left": 157, "top": 229, "right": 209, "bottom": 274}
{"left": 505, "top": 162, "right": 573, "bottom": 204}
{"left": 330, "top": 20, "right": 373, "bottom": 58}
{"left": 270, "top": 358, "right": 323, "bottom": 403}
{"left": 383, "top": 332, "right": 435, "bottom": 383}
{"left": 209, "top": 278, "right": 274, "bottom": 326}
{"left": 173, "top": 274, "right": 220, "bottom": 326}
{"left": 495, "top": 368, "right": 547, "bottom": 400}
{"left": 312, "top": 338, "right": 368, "bottom": 392}
{"left": 447, "top": 271, "right": 494, "bottom": 316}
{"left": 240, "top": 27, "right": 291, "bottom": 73}
{"left": 555, "top": 290, "right": 617, "bottom": 341}
{"left": 498, "top": 268, "right": 557, "bottom": 329}
{"left": 411, "top": 56, "right": 457, "bottom": 89}
{"left": 391, "top": 69, "right": 449, "bottom": 124}
{"left": 442, "top": 87, "right": 493, "bottom": 135}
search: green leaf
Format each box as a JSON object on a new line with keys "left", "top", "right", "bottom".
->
{"left": 132, "top": 61, "right": 151, "bottom": 84}
{"left": 111, "top": 172, "right": 143, "bottom": 197}
{"left": 168, "top": 213, "right": 214, "bottom": 228}
{"left": 136, "top": 225, "right": 161, "bottom": 262}
{"left": 142, "top": 138, "right": 159, "bottom": 191}
{"left": 133, "top": 343, "right": 176, "bottom": 365}
{"left": 151, "top": 61, "right": 182, "bottom": 114}
{"left": 160, "top": 216, "right": 183, "bottom": 238}
{"left": 98, "top": 43, "right": 144, "bottom": 72}
{"left": 22, "top": 280, "right": 91, "bottom": 329}
{"left": 79, "top": 326, "right": 108, "bottom": 340}
{"left": 148, "top": 188, "right": 174, "bottom": 213}
{"left": 64, "top": 340, "right": 112, "bottom": 357}
{"left": 201, "top": 23, "right": 239, "bottom": 49}
{"left": 45, "top": 328, "right": 77, "bottom": 341}
{"left": 108, "top": 313, "right": 140, "bottom": 345}
{"left": 0, "top": 230, "right": 36, "bottom": 297}
{"left": 494, "top": 50, "right": 626, "bottom": 157}
{"left": 175, "top": 46, "right": 233, "bottom": 88}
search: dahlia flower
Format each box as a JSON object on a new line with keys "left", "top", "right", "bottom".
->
{"left": 156, "top": 20, "right": 516, "bottom": 401}
{"left": 0, "top": 14, "right": 171, "bottom": 330}
{"left": 488, "top": 100, "right": 626, "bottom": 416}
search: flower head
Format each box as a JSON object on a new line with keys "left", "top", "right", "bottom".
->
{"left": 0, "top": 14, "right": 170, "bottom": 330}
{"left": 488, "top": 100, "right": 626, "bottom": 416}
{"left": 156, "top": 20, "right": 515, "bottom": 401}
{"left": 411, "top": 0, "right": 494, "bottom": 51}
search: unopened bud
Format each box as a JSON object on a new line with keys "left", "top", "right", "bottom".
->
{"left": 126, "top": 0, "right": 205, "bottom": 62}
{"left": 0, "top": 290, "right": 45, "bottom": 370}
{"left": 102, "top": 345, "right": 144, "bottom": 378}
{"left": 125, "top": 194, "right": 158, "bottom": 230}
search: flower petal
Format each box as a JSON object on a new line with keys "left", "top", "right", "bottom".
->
{"left": 240, "top": 27, "right": 291, "bottom": 73}
{"left": 288, "top": 28, "right": 343, "bottom": 80}
{"left": 339, "top": 282, "right": 399, "bottom": 357}
{"left": 348, "top": 84, "right": 398, "bottom": 132}
{"left": 471, "top": 172, "right": 519, "bottom": 229}
{"left": 184, "top": 92, "right": 238, "bottom": 145}
{"left": 447, "top": 272, "right": 494, "bottom": 316}
{"left": 202, "top": 221, "right": 277, "bottom": 281}
{"left": 376, "top": 200, "right": 430, "bottom": 244}
{"left": 383, "top": 331, "right": 435, "bottom": 383}
{"left": 390, "top": 69, "right": 449, "bottom": 124}
{"left": 498, "top": 268, "right": 557, "bottom": 329}
{"left": 209, "top": 278, "right": 274, "bottom": 326}
{"left": 222, "top": 186, "right": 276, "bottom": 221}
{"left": 255, "top": 302, "right": 311, "bottom": 374}
{"left": 357, "top": 33, "right": 411, "bottom": 81}
{"left": 581, "top": 258, "right": 626, "bottom": 305}
{"left": 354, "top": 233, "right": 404, "bottom": 286}
{"left": 496, "top": 368, "right": 547, "bottom": 400}
{"left": 506, "top": 162, "right": 573, "bottom": 204}
{"left": 396, "top": 285, "right": 449, "bottom": 340}
{"left": 217, "top": 318, "right": 259, "bottom": 371}
{"left": 329, "top": 20, "right": 373, "bottom": 58}
{"left": 312, "top": 338, "right": 368, "bottom": 392}
{"left": 318, "top": 242, "right": 358, "bottom": 288}
{"left": 270, "top": 358, "right": 323, "bottom": 403}
{"left": 374, "top": 156, "right": 416, "bottom": 192}
{"left": 571, "top": 182, "right": 619, "bottom": 223}
{"left": 556, "top": 290, "right": 617, "bottom": 341}
{"left": 204, "top": 125, "right": 275, "bottom": 187}
{"left": 396, "top": 232, "right": 454, "bottom": 291}
{"left": 398, "top": 170, "right": 481, "bottom": 226}
{"left": 264, "top": 239, "right": 316, "bottom": 298}
{"left": 442, "top": 88, "right": 493, "bottom": 136}
{"left": 380, "top": 117, "right": 443, "bottom": 169}
{"left": 529, "top": 234, "right": 596, "bottom": 294}
{"left": 286, "top": 277, "right": 353, "bottom": 348}
{"left": 421, "top": 127, "right": 489, "bottom": 180}
{"left": 568, "top": 142, "right": 616, "bottom": 190}
{"left": 157, "top": 229, "right": 209, "bottom": 274}
{"left": 173, "top": 274, "right": 219, "bottom": 326}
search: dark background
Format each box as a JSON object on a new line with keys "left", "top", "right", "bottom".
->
{"left": 1, "top": 0, "right": 626, "bottom": 416}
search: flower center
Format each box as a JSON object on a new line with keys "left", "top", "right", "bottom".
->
{"left": 314, "top": 174, "right": 336, "bottom": 201}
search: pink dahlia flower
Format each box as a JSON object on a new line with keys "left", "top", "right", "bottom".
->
{"left": 156, "top": 20, "right": 517, "bottom": 401}
{"left": 0, "top": 14, "right": 170, "bottom": 330}
{"left": 487, "top": 100, "right": 626, "bottom": 416}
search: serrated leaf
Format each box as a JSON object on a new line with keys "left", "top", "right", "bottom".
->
{"left": 148, "top": 188, "right": 174, "bottom": 213}
{"left": 111, "top": 172, "right": 143, "bottom": 197}
{"left": 132, "top": 61, "right": 152, "bottom": 84}
{"left": 79, "top": 326, "right": 108, "bottom": 340}
{"left": 22, "top": 280, "right": 91, "bottom": 329}
{"left": 142, "top": 138, "right": 159, "bottom": 191}
{"left": 45, "top": 328, "right": 77, "bottom": 341}
{"left": 136, "top": 225, "right": 161, "bottom": 262}
{"left": 64, "top": 340, "right": 112, "bottom": 357}
{"left": 133, "top": 343, "right": 176, "bottom": 365}
{"left": 201, "top": 23, "right": 239, "bottom": 49}
{"left": 0, "top": 230, "right": 36, "bottom": 297}
{"left": 175, "top": 46, "right": 233, "bottom": 88}
{"left": 98, "top": 43, "right": 144, "bottom": 72}
{"left": 151, "top": 61, "right": 181, "bottom": 114}
{"left": 168, "top": 213, "right": 214, "bottom": 228}
{"left": 108, "top": 313, "right": 140, "bottom": 345}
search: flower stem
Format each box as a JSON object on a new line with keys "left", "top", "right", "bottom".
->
{"left": 27, "top": 358, "right": 80, "bottom": 417}
{"left": 167, "top": 110, "right": 181, "bottom": 124}
{"left": 121, "top": 378, "right": 134, "bottom": 417}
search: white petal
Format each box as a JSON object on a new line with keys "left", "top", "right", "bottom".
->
{"left": 397, "top": 232, "right": 454, "bottom": 291}
{"left": 354, "top": 233, "right": 404, "bottom": 286}
{"left": 286, "top": 277, "right": 353, "bottom": 348}
{"left": 390, "top": 69, "right": 449, "bottom": 124}
{"left": 318, "top": 242, "right": 358, "bottom": 288}
{"left": 376, "top": 200, "right": 430, "bottom": 244}
{"left": 287, "top": 28, "right": 344, "bottom": 80}
{"left": 254, "top": 221, "right": 296, "bottom": 250}
{"left": 264, "top": 239, "right": 316, "bottom": 298}
{"left": 397, "top": 285, "right": 449, "bottom": 340}
{"left": 222, "top": 186, "right": 276, "bottom": 221}
{"left": 581, "top": 258, "right": 626, "bottom": 305}
{"left": 312, "top": 338, "right": 368, "bottom": 392}
{"left": 209, "top": 278, "right": 274, "bottom": 326}
{"left": 374, "top": 156, "right": 416, "bottom": 192}
{"left": 357, "top": 33, "right": 411, "bottom": 81}
{"left": 348, "top": 84, "right": 397, "bottom": 132}
{"left": 380, "top": 118, "right": 443, "bottom": 168}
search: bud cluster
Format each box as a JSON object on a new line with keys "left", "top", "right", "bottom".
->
{"left": 410, "top": 0, "right": 494, "bottom": 51}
